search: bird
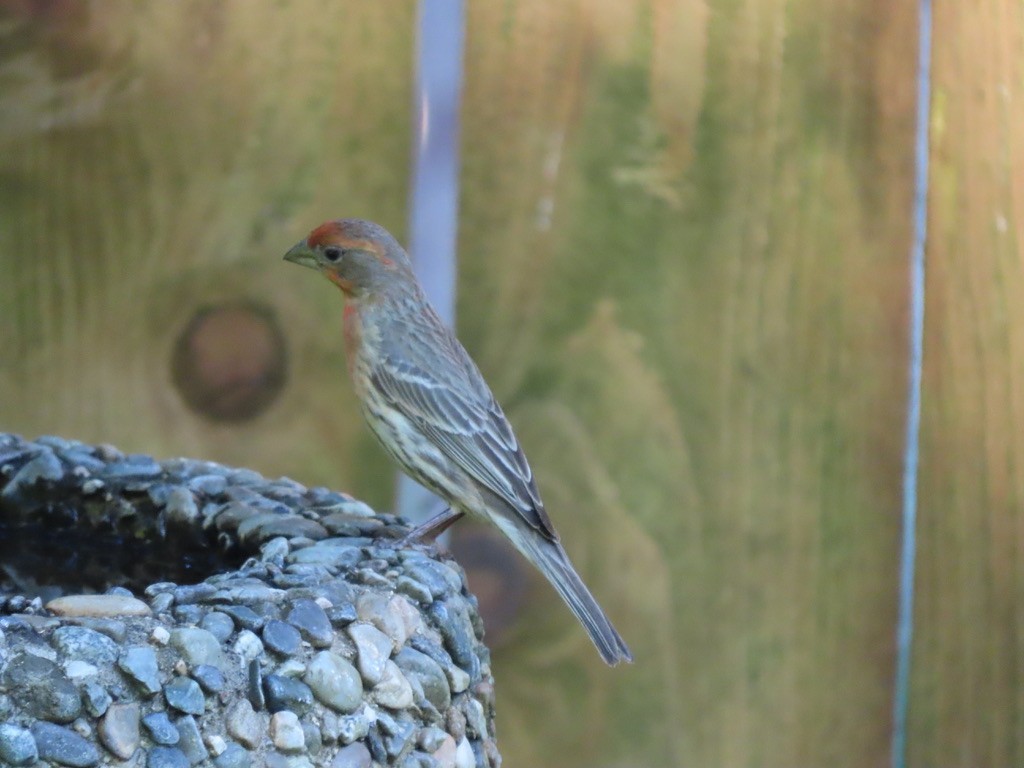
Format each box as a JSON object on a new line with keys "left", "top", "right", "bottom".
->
{"left": 283, "top": 218, "right": 632, "bottom": 666}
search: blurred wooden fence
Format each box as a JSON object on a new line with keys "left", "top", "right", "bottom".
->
{"left": 0, "top": 1, "right": 1022, "bottom": 766}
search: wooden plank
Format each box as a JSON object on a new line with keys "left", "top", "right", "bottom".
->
{"left": 910, "top": 1, "right": 1024, "bottom": 765}
{"left": 458, "top": 0, "right": 916, "bottom": 766}
{"left": 0, "top": 1, "right": 415, "bottom": 509}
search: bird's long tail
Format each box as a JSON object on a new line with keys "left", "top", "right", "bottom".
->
{"left": 513, "top": 529, "right": 633, "bottom": 666}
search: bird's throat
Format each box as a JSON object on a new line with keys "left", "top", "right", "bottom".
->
{"left": 326, "top": 270, "right": 357, "bottom": 296}
{"left": 342, "top": 302, "right": 362, "bottom": 375}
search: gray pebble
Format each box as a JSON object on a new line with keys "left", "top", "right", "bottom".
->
{"left": 461, "top": 697, "right": 487, "bottom": 740}
{"left": 30, "top": 721, "right": 100, "bottom": 767}
{"left": 201, "top": 611, "right": 235, "bottom": 642}
{"left": 269, "top": 711, "right": 305, "bottom": 752}
{"left": 172, "top": 584, "right": 217, "bottom": 605}
{"left": 327, "top": 603, "right": 358, "bottom": 626}
{"left": 300, "top": 718, "right": 322, "bottom": 756}
{"left": 260, "top": 537, "right": 290, "bottom": 565}
{"left": 231, "top": 467, "right": 265, "bottom": 485}
{"left": 264, "top": 674, "right": 315, "bottom": 715}
{"left": 288, "top": 544, "right": 363, "bottom": 570}
{"left": 319, "top": 711, "right": 341, "bottom": 744}
{"left": 213, "top": 584, "right": 287, "bottom": 604}
{"left": 330, "top": 742, "right": 371, "bottom": 768}
{"left": 253, "top": 516, "right": 329, "bottom": 542}
{"left": 52, "top": 625, "right": 119, "bottom": 666}
{"left": 427, "top": 600, "right": 478, "bottom": 678}
{"left": 373, "top": 660, "right": 414, "bottom": 710}
{"left": 142, "top": 712, "right": 180, "bottom": 745}
{"left": 169, "top": 627, "right": 225, "bottom": 669}
{"left": 191, "top": 663, "right": 226, "bottom": 694}
{"left": 81, "top": 478, "right": 104, "bottom": 494}
{"left": 404, "top": 560, "right": 463, "bottom": 598}
{"left": 219, "top": 605, "right": 263, "bottom": 631}
{"left": 105, "top": 455, "right": 161, "bottom": 478}
{"left": 395, "top": 647, "right": 451, "bottom": 711}
{"left": 384, "top": 717, "right": 417, "bottom": 759}
{"left": 147, "top": 483, "right": 173, "bottom": 505}
{"left": 225, "top": 699, "right": 263, "bottom": 749}
{"left": 70, "top": 617, "right": 128, "bottom": 642}
{"left": 356, "top": 593, "right": 409, "bottom": 647}
{"left": 147, "top": 746, "right": 190, "bottom": 768}
{"left": 118, "top": 646, "right": 162, "bottom": 695}
{"left": 99, "top": 702, "right": 140, "bottom": 759}
{"left": 365, "top": 726, "right": 387, "bottom": 763}
{"left": 3, "top": 449, "right": 63, "bottom": 495}
{"left": 408, "top": 636, "right": 453, "bottom": 670}
{"left": 146, "top": 582, "right": 175, "bottom": 597}
{"left": 3, "top": 653, "right": 81, "bottom": 722}
{"left": 286, "top": 599, "right": 333, "bottom": 648}
{"left": 164, "top": 677, "right": 206, "bottom": 715}
{"left": 213, "top": 743, "right": 250, "bottom": 768}
{"left": 188, "top": 473, "right": 228, "bottom": 496}
{"left": 348, "top": 622, "right": 393, "bottom": 685}
{"left": 165, "top": 487, "right": 200, "bottom": 525}
{"left": 262, "top": 619, "right": 302, "bottom": 656}
{"left": 304, "top": 651, "right": 363, "bottom": 713}
{"left": 356, "top": 568, "right": 393, "bottom": 588}
{"left": 0, "top": 723, "right": 37, "bottom": 766}
{"left": 275, "top": 658, "right": 306, "bottom": 678}
{"left": 446, "top": 707, "right": 466, "bottom": 742}
{"left": 82, "top": 681, "right": 112, "bottom": 718}
{"left": 173, "top": 605, "right": 204, "bottom": 626}
{"left": 36, "top": 434, "right": 77, "bottom": 450}
{"left": 336, "top": 713, "right": 370, "bottom": 745}
{"left": 418, "top": 726, "right": 448, "bottom": 753}
{"left": 174, "top": 715, "right": 209, "bottom": 765}
{"left": 396, "top": 576, "right": 434, "bottom": 604}
{"left": 446, "top": 665, "right": 471, "bottom": 695}
{"left": 247, "top": 658, "right": 265, "bottom": 710}
{"left": 62, "top": 450, "right": 105, "bottom": 473}
{"left": 401, "top": 751, "right": 439, "bottom": 768}
{"left": 319, "top": 514, "right": 373, "bottom": 537}
{"left": 151, "top": 593, "right": 175, "bottom": 613}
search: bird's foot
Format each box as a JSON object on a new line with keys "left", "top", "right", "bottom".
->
{"left": 396, "top": 507, "right": 465, "bottom": 548}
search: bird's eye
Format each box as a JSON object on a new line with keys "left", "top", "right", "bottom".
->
{"left": 323, "top": 247, "right": 342, "bottom": 263}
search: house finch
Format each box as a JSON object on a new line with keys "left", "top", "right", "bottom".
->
{"left": 284, "top": 219, "right": 632, "bottom": 666}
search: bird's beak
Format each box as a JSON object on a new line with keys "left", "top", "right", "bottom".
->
{"left": 283, "top": 240, "right": 318, "bottom": 270}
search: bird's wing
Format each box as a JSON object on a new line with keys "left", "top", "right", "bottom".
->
{"left": 370, "top": 334, "right": 557, "bottom": 541}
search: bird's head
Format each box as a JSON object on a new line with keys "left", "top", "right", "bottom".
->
{"left": 283, "top": 219, "right": 413, "bottom": 299}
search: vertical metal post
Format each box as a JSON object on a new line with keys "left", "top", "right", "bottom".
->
{"left": 892, "top": 0, "right": 932, "bottom": 765}
{"left": 397, "top": 0, "right": 466, "bottom": 523}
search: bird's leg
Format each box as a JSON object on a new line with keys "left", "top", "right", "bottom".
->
{"left": 398, "top": 507, "right": 465, "bottom": 546}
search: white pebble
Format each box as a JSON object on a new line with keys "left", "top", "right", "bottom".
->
{"left": 275, "top": 659, "right": 306, "bottom": 678}
{"left": 270, "top": 711, "right": 305, "bottom": 752}
{"left": 233, "top": 630, "right": 264, "bottom": 664}
{"left": 454, "top": 737, "right": 475, "bottom": 768}
{"left": 151, "top": 626, "right": 170, "bottom": 645}
{"left": 63, "top": 660, "right": 98, "bottom": 680}
{"left": 204, "top": 734, "right": 227, "bottom": 757}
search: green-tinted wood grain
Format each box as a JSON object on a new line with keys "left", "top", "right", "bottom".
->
{"left": 459, "top": 1, "right": 915, "bottom": 766}
{"left": 909, "top": 2, "right": 1024, "bottom": 765}
{"left": 0, "top": 0, "right": 414, "bottom": 510}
